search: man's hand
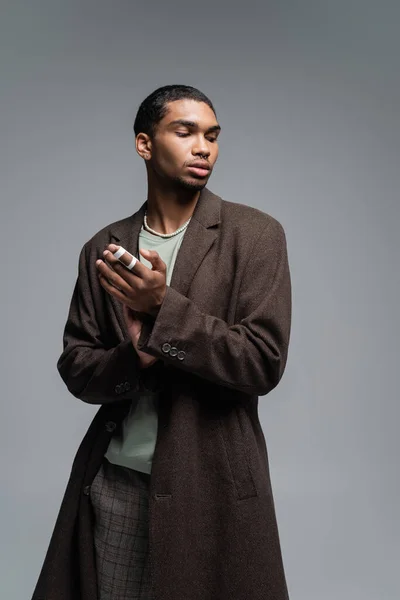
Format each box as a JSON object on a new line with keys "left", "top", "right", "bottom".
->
{"left": 96, "top": 244, "right": 167, "bottom": 317}
{"left": 122, "top": 304, "right": 160, "bottom": 369}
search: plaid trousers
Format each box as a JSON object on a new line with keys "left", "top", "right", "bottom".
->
{"left": 90, "top": 458, "right": 154, "bottom": 600}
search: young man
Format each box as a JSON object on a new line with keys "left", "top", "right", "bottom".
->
{"left": 32, "top": 85, "right": 292, "bottom": 600}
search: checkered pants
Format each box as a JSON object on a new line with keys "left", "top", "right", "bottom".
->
{"left": 90, "top": 458, "right": 154, "bottom": 600}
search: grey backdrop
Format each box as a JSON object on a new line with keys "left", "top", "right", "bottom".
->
{"left": 1, "top": 1, "right": 399, "bottom": 599}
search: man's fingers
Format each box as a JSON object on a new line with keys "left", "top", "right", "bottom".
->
{"left": 107, "top": 244, "right": 148, "bottom": 278}
{"left": 101, "top": 248, "right": 142, "bottom": 287}
{"left": 140, "top": 248, "right": 167, "bottom": 274}
{"left": 113, "top": 246, "right": 137, "bottom": 270}
{"left": 97, "top": 260, "right": 133, "bottom": 295}
{"left": 97, "top": 244, "right": 167, "bottom": 315}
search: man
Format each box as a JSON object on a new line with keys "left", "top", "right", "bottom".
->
{"left": 32, "top": 85, "right": 292, "bottom": 600}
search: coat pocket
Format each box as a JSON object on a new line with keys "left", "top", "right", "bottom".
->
{"left": 217, "top": 406, "right": 258, "bottom": 501}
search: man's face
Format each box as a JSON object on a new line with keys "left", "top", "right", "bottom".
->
{"left": 147, "top": 99, "right": 220, "bottom": 191}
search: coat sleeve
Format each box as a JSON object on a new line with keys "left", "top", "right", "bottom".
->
{"left": 137, "top": 218, "right": 292, "bottom": 396}
{"left": 56, "top": 241, "right": 143, "bottom": 404}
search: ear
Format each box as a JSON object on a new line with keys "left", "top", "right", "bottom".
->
{"left": 136, "top": 133, "right": 152, "bottom": 160}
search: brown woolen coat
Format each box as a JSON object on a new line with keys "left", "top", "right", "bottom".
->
{"left": 32, "top": 188, "right": 292, "bottom": 600}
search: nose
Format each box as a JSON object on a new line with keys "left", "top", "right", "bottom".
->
{"left": 192, "top": 136, "right": 210, "bottom": 158}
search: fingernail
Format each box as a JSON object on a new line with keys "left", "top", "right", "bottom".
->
{"left": 103, "top": 250, "right": 109, "bottom": 256}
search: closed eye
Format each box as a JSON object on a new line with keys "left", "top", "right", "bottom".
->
{"left": 176, "top": 132, "right": 218, "bottom": 143}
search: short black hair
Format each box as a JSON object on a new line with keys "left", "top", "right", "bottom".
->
{"left": 133, "top": 84, "right": 216, "bottom": 137}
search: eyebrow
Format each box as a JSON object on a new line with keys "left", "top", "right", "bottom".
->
{"left": 168, "top": 119, "right": 221, "bottom": 134}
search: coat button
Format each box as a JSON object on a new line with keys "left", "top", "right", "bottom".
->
{"left": 169, "top": 347, "right": 178, "bottom": 357}
{"left": 83, "top": 485, "right": 91, "bottom": 496}
{"left": 105, "top": 421, "right": 116, "bottom": 432}
{"left": 115, "top": 384, "right": 121, "bottom": 394}
{"left": 124, "top": 381, "right": 131, "bottom": 392}
{"left": 162, "top": 343, "right": 171, "bottom": 354}
{"left": 177, "top": 350, "right": 186, "bottom": 361}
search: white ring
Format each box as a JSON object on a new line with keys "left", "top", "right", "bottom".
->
{"left": 126, "top": 256, "right": 137, "bottom": 270}
{"left": 113, "top": 246, "right": 126, "bottom": 259}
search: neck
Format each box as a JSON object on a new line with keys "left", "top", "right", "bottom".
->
{"left": 145, "top": 181, "right": 201, "bottom": 235}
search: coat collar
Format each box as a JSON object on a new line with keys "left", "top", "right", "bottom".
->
{"left": 109, "top": 187, "right": 222, "bottom": 298}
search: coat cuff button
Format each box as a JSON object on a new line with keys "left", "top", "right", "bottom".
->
{"left": 169, "top": 346, "right": 178, "bottom": 357}
{"left": 162, "top": 343, "right": 171, "bottom": 354}
{"left": 177, "top": 350, "right": 186, "bottom": 360}
{"left": 105, "top": 421, "right": 116, "bottom": 432}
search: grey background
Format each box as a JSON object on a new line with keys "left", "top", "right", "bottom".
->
{"left": 1, "top": 1, "right": 399, "bottom": 598}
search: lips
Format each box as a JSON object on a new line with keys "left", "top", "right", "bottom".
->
{"left": 188, "top": 161, "right": 210, "bottom": 170}
{"left": 187, "top": 162, "right": 211, "bottom": 177}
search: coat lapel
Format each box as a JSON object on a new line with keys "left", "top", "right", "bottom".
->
{"left": 110, "top": 187, "right": 222, "bottom": 299}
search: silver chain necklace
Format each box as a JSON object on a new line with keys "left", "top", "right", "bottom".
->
{"left": 143, "top": 211, "right": 191, "bottom": 238}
